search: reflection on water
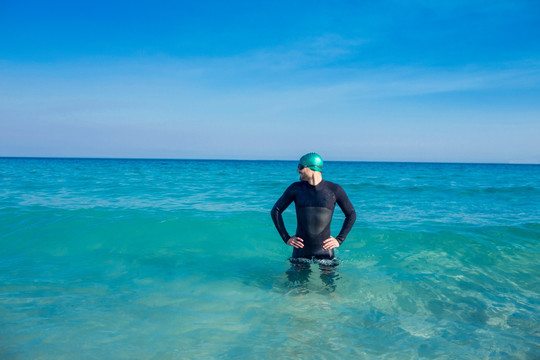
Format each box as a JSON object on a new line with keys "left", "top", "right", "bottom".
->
{"left": 286, "top": 258, "right": 341, "bottom": 293}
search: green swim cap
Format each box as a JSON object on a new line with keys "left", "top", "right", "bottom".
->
{"left": 299, "top": 152, "right": 323, "bottom": 172}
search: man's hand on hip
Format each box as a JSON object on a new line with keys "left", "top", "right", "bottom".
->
{"left": 323, "top": 236, "right": 340, "bottom": 250}
{"left": 287, "top": 236, "right": 304, "bottom": 248}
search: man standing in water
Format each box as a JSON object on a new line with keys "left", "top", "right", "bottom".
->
{"left": 271, "top": 153, "right": 356, "bottom": 278}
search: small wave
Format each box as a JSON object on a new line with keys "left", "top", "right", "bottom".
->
{"left": 460, "top": 186, "right": 538, "bottom": 195}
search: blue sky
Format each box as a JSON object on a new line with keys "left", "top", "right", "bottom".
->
{"left": 1, "top": 0, "right": 539, "bottom": 163}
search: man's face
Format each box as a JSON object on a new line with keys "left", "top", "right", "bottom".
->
{"left": 297, "top": 165, "right": 312, "bottom": 181}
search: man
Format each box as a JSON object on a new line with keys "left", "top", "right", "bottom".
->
{"left": 271, "top": 153, "right": 356, "bottom": 265}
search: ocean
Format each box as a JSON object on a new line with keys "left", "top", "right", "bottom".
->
{"left": 0, "top": 158, "right": 539, "bottom": 359}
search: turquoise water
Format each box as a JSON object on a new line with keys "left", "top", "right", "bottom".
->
{"left": 1, "top": 158, "right": 539, "bottom": 359}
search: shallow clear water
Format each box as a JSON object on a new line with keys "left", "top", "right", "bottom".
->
{"left": 1, "top": 158, "right": 539, "bottom": 359}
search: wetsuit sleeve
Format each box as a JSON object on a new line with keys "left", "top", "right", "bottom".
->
{"left": 271, "top": 184, "right": 295, "bottom": 244}
{"left": 334, "top": 185, "right": 356, "bottom": 244}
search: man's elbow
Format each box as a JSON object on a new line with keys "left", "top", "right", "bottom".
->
{"left": 270, "top": 205, "right": 279, "bottom": 219}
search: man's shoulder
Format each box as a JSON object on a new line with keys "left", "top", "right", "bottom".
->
{"left": 289, "top": 181, "right": 303, "bottom": 187}
{"left": 323, "top": 180, "right": 342, "bottom": 189}
{"left": 322, "top": 180, "right": 347, "bottom": 194}
{"left": 285, "top": 181, "right": 304, "bottom": 191}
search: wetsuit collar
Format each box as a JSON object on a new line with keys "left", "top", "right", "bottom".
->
{"left": 305, "top": 179, "right": 324, "bottom": 188}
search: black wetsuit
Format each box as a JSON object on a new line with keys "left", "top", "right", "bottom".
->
{"left": 271, "top": 180, "right": 356, "bottom": 260}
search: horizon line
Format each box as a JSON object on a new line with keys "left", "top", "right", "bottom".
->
{"left": 1, "top": 156, "right": 538, "bottom": 166}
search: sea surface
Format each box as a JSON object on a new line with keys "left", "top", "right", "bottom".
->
{"left": 0, "top": 158, "right": 539, "bottom": 359}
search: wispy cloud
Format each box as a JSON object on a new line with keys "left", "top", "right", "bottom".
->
{"left": 1, "top": 44, "right": 539, "bottom": 161}
{"left": 2, "top": 53, "right": 540, "bottom": 122}
{"left": 172, "top": 51, "right": 540, "bottom": 102}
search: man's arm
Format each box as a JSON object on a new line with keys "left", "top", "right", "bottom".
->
{"left": 270, "top": 185, "right": 295, "bottom": 244}
{"left": 334, "top": 185, "right": 356, "bottom": 244}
